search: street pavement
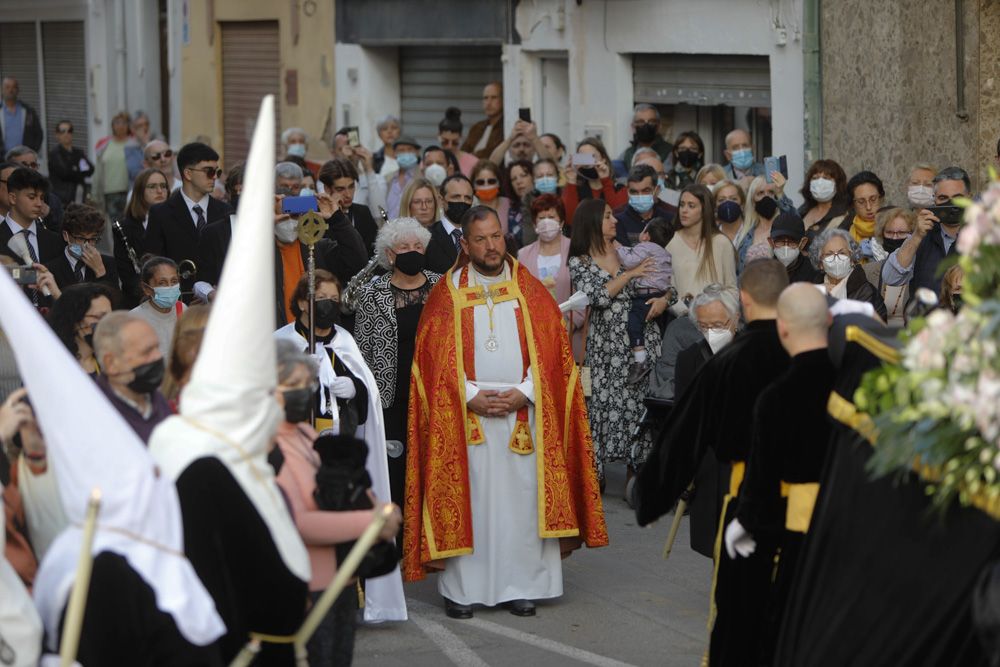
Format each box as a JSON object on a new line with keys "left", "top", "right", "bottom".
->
{"left": 355, "top": 463, "right": 713, "bottom": 666}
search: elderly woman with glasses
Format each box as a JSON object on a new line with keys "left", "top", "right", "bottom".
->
{"left": 354, "top": 217, "right": 440, "bottom": 508}
{"left": 810, "top": 228, "right": 886, "bottom": 319}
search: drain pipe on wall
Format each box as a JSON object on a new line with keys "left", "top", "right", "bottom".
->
{"left": 955, "top": 0, "right": 970, "bottom": 121}
{"left": 802, "top": 0, "right": 823, "bottom": 162}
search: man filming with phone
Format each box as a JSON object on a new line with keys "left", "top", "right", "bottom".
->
{"left": 488, "top": 111, "right": 552, "bottom": 168}
{"left": 881, "top": 166, "right": 971, "bottom": 294}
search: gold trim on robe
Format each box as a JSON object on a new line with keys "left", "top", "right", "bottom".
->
{"left": 403, "top": 256, "right": 608, "bottom": 581}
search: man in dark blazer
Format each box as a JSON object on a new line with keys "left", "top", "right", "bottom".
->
{"left": 424, "top": 174, "right": 473, "bottom": 274}
{"left": 317, "top": 157, "right": 378, "bottom": 257}
{"left": 0, "top": 166, "right": 64, "bottom": 264}
{"left": 145, "top": 142, "right": 231, "bottom": 293}
{"left": 459, "top": 82, "right": 504, "bottom": 160}
{"left": 195, "top": 193, "right": 366, "bottom": 314}
{"left": 44, "top": 202, "right": 119, "bottom": 290}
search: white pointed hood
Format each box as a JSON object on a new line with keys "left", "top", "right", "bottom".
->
{"left": 148, "top": 96, "right": 311, "bottom": 582}
{"left": 0, "top": 272, "right": 225, "bottom": 651}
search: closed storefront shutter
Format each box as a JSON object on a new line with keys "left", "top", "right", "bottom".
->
{"left": 400, "top": 46, "right": 501, "bottom": 148}
{"left": 41, "top": 21, "right": 88, "bottom": 153}
{"left": 220, "top": 21, "right": 280, "bottom": 164}
{"left": 633, "top": 54, "right": 771, "bottom": 108}
{"left": 0, "top": 22, "right": 41, "bottom": 143}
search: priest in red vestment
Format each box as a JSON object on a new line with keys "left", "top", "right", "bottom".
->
{"left": 404, "top": 205, "right": 607, "bottom": 619}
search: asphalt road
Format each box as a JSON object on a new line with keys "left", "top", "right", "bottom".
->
{"left": 355, "top": 464, "right": 713, "bottom": 667}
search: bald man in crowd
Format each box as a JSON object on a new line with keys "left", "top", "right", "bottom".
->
{"left": 92, "top": 311, "right": 173, "bottom": 443}
{"left": 727, "top": 282, "right": 836, "bottom": 664}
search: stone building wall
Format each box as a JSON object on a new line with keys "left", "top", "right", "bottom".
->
{"left": 821, "top": 0, "right": 998, "bottom": 195}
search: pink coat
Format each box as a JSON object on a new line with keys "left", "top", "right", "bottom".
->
{"left": 274, "top": 421, "right": 373, "bottom": 592}
{"left": 518, "top": 236, "right": 586, "bottom": 361}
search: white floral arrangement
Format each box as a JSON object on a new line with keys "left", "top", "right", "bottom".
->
{"left": 855, "top": 179, "right": 1000, "bottom": 515}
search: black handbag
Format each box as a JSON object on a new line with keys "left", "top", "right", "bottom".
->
{"left": 312, "top": 433, "right": 398, "bottom": 578}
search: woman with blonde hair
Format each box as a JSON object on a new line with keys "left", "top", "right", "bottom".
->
{"left": 162, "top": 304, "right": 210, "bottom": 406}
{"left": 734, "top": 176, "right": 782, "bottom": 274}
{"left": 713, "top": 180, "right": 746, "bottom": 244}
{"left": 695, "top": 163, "right": 726, "bottom": 189}
{"left": 399, "top": 177, "right": 440, "bottom": 228}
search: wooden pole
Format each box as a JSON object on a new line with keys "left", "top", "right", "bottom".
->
{"left": 59, "top": 488, "right": 102, "bottom": 667}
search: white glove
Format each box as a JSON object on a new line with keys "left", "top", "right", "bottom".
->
{"left": 329, "top": 376, "right": 357, "bottom": 399}
{"left": 724, "top": 518, "right": 757, "bottom": 560}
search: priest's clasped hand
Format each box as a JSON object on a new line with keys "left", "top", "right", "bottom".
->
{"left": 724, "top": 518, "right": 757, "bottom": 560}
{"left": 467, "top": 388, "right": 529, "bottom": 418}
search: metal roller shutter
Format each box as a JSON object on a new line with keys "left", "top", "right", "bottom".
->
{"left": 633, "top": 54, "right": 771, "bottom": 108}
{"left": 0, "top": 22, "right": 41, "bottom": 130}
{"left": 42, "top": 22, "right": 88, "bottom": 154}
{"left": 400, "top": 46, "right": 501, "bottom": 149}
{"left": 220, "top": 21, "right": 281, "bottom": 164}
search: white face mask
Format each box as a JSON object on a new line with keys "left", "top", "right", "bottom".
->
{"left": 535, "top": 217, "right": 562, "bottom": 243}
{"left": 907, "top": 185, "right": 935, "bottom": 208}
{"left": 822, "top": 253, "right": 852, "bottom": 280}
{"left": 424, "top": 163, "right": 447, "bottom": 187}
{"left": 706, "top": 328, "right": 734, "bottom": 354}
{"left": 810, "top": 177, "right": 836, "bottom": 203}
{"left": 274, "top": 219, "right": 299, "bottom": 243}
{"left": 773, "top": 245, "right": 799, "bottom": 267}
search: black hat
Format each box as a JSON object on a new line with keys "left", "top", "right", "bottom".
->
{"left": 393, "top": 135, "right": 421, "bottom": 150}
{"left": 770, "top": 210, "right": 806, "bottom": 241}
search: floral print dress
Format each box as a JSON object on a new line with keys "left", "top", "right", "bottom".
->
{"left": 568, "top": 255, "right": 662, "bottom": 474}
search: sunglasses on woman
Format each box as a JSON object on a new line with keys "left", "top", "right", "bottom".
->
{"left": 474, "top": 177, "right": 498, "bottom": 186}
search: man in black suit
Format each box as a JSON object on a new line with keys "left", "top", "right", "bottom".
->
{"left": 44, "top": 202, "right": 119, "bottom": 290}
{"left": 145, "top": 142, "right": 231, "bottom": 294}
{"left": 0, "top": 167, "right": 64, "bottom": 264}
{"left": 317, "top": 157, "right": 378, "bottom": 257}
{"left": 424, "top": 174, "right": 473, "bottom": 274}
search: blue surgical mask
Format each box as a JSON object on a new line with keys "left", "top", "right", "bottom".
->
{"left": 287, "top": 143, "right": 307, "bottom": 158}
{"left": 68, "top": 243, "right": 84, "bottom": 259}
{"left": 151, "top": 284, "right": 181, "bottom": 309}
{"left": 629, "top": 194, "right": 655, "bottom": 214}
{"left": 299, "top": 187, "right": 315, "bottom": 197}
{"left": 731, "top": 148, "right": 754, "bottom": 171}
{"left": 534, "top": 176, "right": 558, "bottom": 194}
{"left": 657, "top": 176, "right": 666, "bottom": 190}
{"left": 397, "top": 152, "right": 419, "bottom": 170}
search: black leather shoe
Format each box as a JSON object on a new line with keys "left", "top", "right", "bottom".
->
{"left": 444, "top": 597, "right": 473, "bottom": 619}
{"left": 505, "top": 599, "right": 536, "bottom": 617}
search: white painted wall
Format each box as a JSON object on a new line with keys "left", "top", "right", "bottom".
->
{"left": 516, "top": 0, "right": 806, "bottom": 200}
{"left": 334, "top": 43, "right": 400, "bottom": 151}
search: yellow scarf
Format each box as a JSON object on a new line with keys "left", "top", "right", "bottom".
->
{"left": 850, "top": 215, "right": 876, "bottom": 243}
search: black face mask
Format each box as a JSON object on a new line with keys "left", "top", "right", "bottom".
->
{"left": 446, "top": 201, "right": 471, "bottom": 224}
{"left": 754, "top": 196, "right": 779, "bottom": 221}
{"left": 127, "top": 358, "right": 165, "bottom": 394}
{"left": 676, "top": 150, "right": 700, "bottom": 168}
{"left": 282, "top": 387, "right": 313, "bottom": 424}
{"left": 882, "top": 237, "right": 906, "bottom": 253}
{"left": 951, "top": 293, "right": 963, "bottom": 314}
{"left": 634, "top": 123, "right": 658, "bottom": 144}
{"left": 578, "top": 166, "right": 599, "bottom": 181}
{"left": 394, "top": 250, "right": 426, "bottom": 276}
{"left": 313, "top": 298, "right": 340, "bottom": 330}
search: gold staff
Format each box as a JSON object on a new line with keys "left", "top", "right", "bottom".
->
{"left": 296, "top": 209, "right": 329, "bottom": 426}
{"left": 59, "top": 488, "right": 102, "bottom": 667}
{"left": 663, "top": 484, "right": 694, "bottom": 560}
{"left": 227, "top": 504, "right": 394, "bottom": 667}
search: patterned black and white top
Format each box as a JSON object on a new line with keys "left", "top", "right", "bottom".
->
{"left": 354, "top": 270, "right": 440, "bottom": 408}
